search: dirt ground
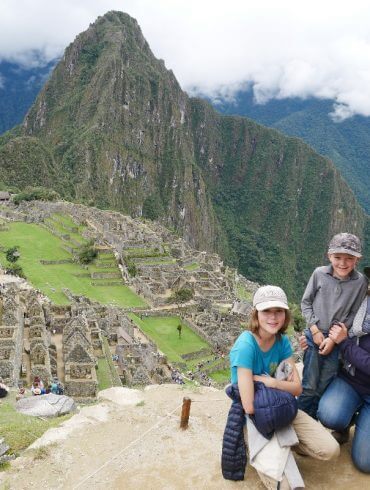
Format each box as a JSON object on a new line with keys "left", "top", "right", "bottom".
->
{"left": 0, "top": 384, "right": 368, "bottom": 490}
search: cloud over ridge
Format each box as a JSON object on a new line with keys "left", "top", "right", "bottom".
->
{"left": 1, "top": 0, "right": 370, "bottom": 120}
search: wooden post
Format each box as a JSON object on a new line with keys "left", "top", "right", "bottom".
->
{"left": 180, "top": 397, "right": 191, "bottom": 429}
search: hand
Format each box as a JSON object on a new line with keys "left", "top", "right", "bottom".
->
{"left": 253, "top": 375, "right": 277, "bottom": 388}
{"left": 299, "top": 335, "right": 308, "bottom": 351}
{"left": 319, "top": 337, "right": 335, "bottom": 355}
{"left": 329, "top": 322, "right": 348, "bottom": 344}
{"left": 312, "top": 330, "right": 325, "bottom": 347}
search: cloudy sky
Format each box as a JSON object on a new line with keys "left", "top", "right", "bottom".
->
{"left": 1, "top": 0, "right": 370, "bottom": 120}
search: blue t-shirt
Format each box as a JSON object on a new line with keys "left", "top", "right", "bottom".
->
{"left": 230, "top": 331, "right": 293, "bottom": 384}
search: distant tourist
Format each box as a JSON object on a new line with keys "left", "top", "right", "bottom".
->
{"left": 298, "top": 233, "right": 367, "bottom": 419}
{"left": 31, "top": 376, "right": 46, "bottom": 395}
{"left": 57, "top": 381, "right": 64, "bottom": 395}
{"left": 0, "top": 377, "right": 9, "bottom": 398}
{"left": 177, "top": 324, "right": 182, "bottom": 339}
{"left": 16, "top": 386, "right": 26, "bottom": 401}
{"left": 50, "top": 379, "right": 59, "bottom": 395}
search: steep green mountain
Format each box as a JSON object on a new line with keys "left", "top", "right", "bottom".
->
{"left": 0, "top": 11, "right": 367, "bottom": 300}
{"left": 213, "top": 91, "right": 370, "bottom": 213}
{"left": 0, "top": 59, "right": 55, "bottom": 135}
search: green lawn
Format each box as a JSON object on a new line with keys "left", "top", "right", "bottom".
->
{"left": 209, "top": 368, "right": 230, "bottom": 384}
{"left": 183, "top": 262, "right": 199, "bottom": 271}
{"left": 128, "top": 314, "right": 209, "bottom": 363}
{"left": 0, "top": 222, "right": 146, "bottom": 308}
{"left": 0, "top": 393, "right": 71, "bottom": 454}
{"left": 96, "top": 357, "right": 114, "bottom": 391}
{"left": 236, "top": 283, "right": 253, "bottom": 302}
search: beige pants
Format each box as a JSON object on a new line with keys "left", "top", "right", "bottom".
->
{"left": 255, "top": 409, "right": 340, "bottom": 489}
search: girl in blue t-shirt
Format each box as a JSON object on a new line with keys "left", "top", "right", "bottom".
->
{"left": 230, "top": 285, "right": 302, "bottom": 414}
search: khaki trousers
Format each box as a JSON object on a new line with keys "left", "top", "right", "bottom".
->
{"left": 254, "top": 409, "right": 340, "bottom": 489}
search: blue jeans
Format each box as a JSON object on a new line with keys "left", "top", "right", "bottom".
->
{"left": 317, "top": 376, "right": 370, "bottom": 473}
{"left": 297, "top": 328, "right": 339, "bottom": 419}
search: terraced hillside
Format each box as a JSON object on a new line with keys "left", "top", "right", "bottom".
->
{"left": 0, "top": 213, "right": 146, "bottom": 307}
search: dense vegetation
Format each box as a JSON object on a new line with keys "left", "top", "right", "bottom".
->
{"left": 213, "top": 91, "right": 370, "bottom": 214}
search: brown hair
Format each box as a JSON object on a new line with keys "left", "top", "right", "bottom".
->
{"left": 247, "top": 308, "right": 291, "bottom": 339}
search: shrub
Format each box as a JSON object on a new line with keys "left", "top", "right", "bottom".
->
{"left": 5, "top": 262, "right": 25, "bottom": 278}
{"left": 290, "top": 303, "right": 306, "bottom": 332}
{"left": 142, "top": 194, "right": 164, "bottom": 220}
{"left": 127, "top": 261, "right": 137, "bottom": 277}
{"left": 5, "top": 246, "right": 20, "bottom": 263}
{"left": 77, "top": 242, "right": 98, "bottom": 264}
{"left": 168, "top": 287, "right": 194, "bottom": 304}
{"left": 12, "top": 187, "right": 59, "bottom": 205}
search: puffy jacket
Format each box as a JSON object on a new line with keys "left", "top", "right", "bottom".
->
{"left": 221, "top": 382, "right": 298, "bottom": 480}
{"left": 221, "top": 384, "right": 247, "bottom": 481}
{"left": 252, "top": 381, "right": 298, "bottom": 439}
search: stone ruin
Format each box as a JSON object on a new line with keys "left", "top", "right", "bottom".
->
{"left": 0, "top": 286, "right": 24, "bottom": 386}
{"left": 0, "top": 200, "right": 262, "bottom": 391}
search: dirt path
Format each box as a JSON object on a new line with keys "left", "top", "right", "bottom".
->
{"left": 0, "top": 385, "right": 368, "bottom": 490}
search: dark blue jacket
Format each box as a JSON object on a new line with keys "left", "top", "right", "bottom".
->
{"left": 221, "top": 382, "right": 298, "bottom": 480}
{"left": 221, "top": 384, "right": 247, "bottom": 481}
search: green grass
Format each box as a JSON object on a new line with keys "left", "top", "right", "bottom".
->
{"left": 236, "top": 283, "right": 253, "bottom": 302}
{"left": 0, "top": 222, "right": 146, "bottom": 308}
{"left": 133, "top": 257, "right": 176, "bottom": 265}
{"left": 183, "top": 262, "right": 199, "bottom": 271}
{"left": 0, "top": 393, "right": 71, "bottom": 454}
{"left": 128, "top": 314, "right": 209, "bottom": 363}
{"left": 96, "top": 357, "right": 113, "bottom": 391}
{"left": 44, "top": 219, "right": 87, "bottom": 246}
{"left": 209, "top": 368, "right": 230, "bottom": 384}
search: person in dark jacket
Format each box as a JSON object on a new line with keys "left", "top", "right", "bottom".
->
{"left": 317, "top": 273, "right": 370, "bottom": 473}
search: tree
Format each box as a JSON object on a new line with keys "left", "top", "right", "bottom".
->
{"left": 168, "top": 287, "right": 194, "bottom": 304}
{"left": 127, "top": 261, "right": 137, "bottom": 277}
{"left": 12, "top": 186, "right": 59, "bottom": 205}
{"left": 5, "top": 262, "right": 25, "bottom": 278}
{"left": 290, "top": 303, "right": 305, "bottom": 332}
{"left": 174, "top": 288, "right": 194, "bottom": 302}
{"left": 5, "top": 246, "right": 20, "bottom": 263}
{"left": 77, "top": 242, "right": 98, "bottom": 264}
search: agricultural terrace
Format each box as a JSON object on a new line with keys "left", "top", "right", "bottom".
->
{"left": 0, "top": 217, "right": 146, "bottom": 308}
{"left": 128, "top": 314, "right": 230, "bottom": 383}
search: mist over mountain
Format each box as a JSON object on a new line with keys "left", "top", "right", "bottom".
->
{"left": 0, "top": 11, "right": 367, "bottom": 300}
{"left": 212, "top": 90, "right": 370, "bottom": 214}
{"left": 0, "top": 58, "right": 55, "bottom": 134}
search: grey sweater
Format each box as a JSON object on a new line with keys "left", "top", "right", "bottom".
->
{"left": 301, "top": 265, "right": 368, "bottom": 332}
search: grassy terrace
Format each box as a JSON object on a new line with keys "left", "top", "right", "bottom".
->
{"left": 236, "top": 283, "right": 253, "bottom": 302}
{"left": 183, "top": 262, "right": 199, "bottom": 271}
{"left": 128, "top": 314, "right": 209, "bottom": 363}
{"left": 128, "top": 314, "right": 231, "bottom": 384}
{"left": 0, "top": 221, "right": 146, "bottom": 308}
{"left": 0, "top": 392, "right": 72, "bottom": 455}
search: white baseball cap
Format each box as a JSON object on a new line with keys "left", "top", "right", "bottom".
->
{"left": 253, "top": 285, "right": 289, "bottom": 311}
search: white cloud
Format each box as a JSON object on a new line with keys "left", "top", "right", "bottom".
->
{"left": 2, "top": 0, "right": 370, "bottom": 119}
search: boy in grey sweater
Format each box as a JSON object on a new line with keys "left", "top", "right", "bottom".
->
{"left": 298, "top": 233, "right": 368, "bottom": 418}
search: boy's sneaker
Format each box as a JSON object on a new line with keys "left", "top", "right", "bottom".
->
{"left": 331, "top": 427, "right": 350, "bottom": 445}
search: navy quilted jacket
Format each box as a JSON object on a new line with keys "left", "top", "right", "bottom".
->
{"left": 221, "top": 382, "right": 298, "bottom": 480}
{"left": 221, "top": 384, "right": 247, "bottom": 481}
